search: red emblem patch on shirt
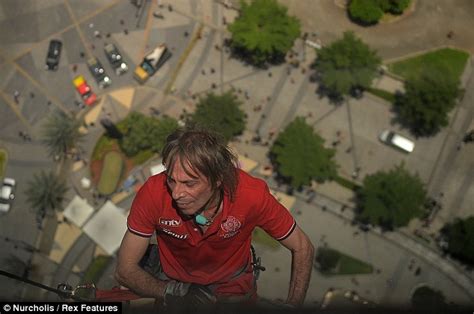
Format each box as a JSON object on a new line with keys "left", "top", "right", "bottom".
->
{"left": 221, "top": 216, "right": 242, "bottom": 233}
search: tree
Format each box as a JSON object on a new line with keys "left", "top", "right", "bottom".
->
{"left": 190, "top": 92, "right": 246, "bottom": 142}
{"left": 395, "top": 67, "right": 461, "bottom": 136}
{"left": 119, "top": 112, "right": 178, "bottom": 156}
{"left": 379, "top": 0, "right": 411, "bottom": 14}
{"left": 349, "top": 0, "right": 383, "bottom": 25}
{"left": 228, "top": 0, "right": 300, "bottom": 66}
{"left": 356, "top": 164, "right": 426, "bottom": 230}
{"left": 441, "top": 217, "right": 474, "bottom": 266}
{"left": 149, "top": 116, "right": 180, "bottom": 153}
{"left": 25, "top": 171, "right": 69, "bottom": 218}
{"left": 270, "top": 117, "right": 337, "bottom": 189}
{"left": 349, "top": 0, "right": 411, "bottom": 24}
{"left": 411, "top": 286, "right": 446, "bottom": 312}
{"left": 41, "top": 110, "right": 84, "bottom": 160}
{"left": 315, "top": 247, "right": 340, "bottom": 272}
{"left": 312, "top": 31, "right": 381, "bottom": 98}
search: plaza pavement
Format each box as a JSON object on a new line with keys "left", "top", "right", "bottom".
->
{"left": 1, "top": 0, "right": 474, "bottom": 307}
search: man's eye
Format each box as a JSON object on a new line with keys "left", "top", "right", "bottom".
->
{"left": 186, "top": 182, "right": 196, "bottom": 187}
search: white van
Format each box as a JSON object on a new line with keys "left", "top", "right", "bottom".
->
{"left": 379, "top": 130, "right": 415, "bottom": 153}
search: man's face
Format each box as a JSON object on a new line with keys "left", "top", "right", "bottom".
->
{"left": 166, "top": 157, "right": 215, "bottom": 216}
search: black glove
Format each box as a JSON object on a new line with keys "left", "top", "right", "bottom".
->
{"left": 164, "top": 281, "right": 216, "bottom": 308}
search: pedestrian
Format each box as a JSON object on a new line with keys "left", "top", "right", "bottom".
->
{"left": 124, "top": 29, "right": 129, "bottom": 35}
{"left": 13, "top": 90, "right": 20, "bottom": 103}
{"left": 80, "top": 52, "right": 85, "bottom": 58}
{"left": 210, "top": 68, "right": 215, "bottom": 74}
{"left": 184, "top": 31, "right": 189, "bottom": 37}
{"left": 115, "top": 127, "right": 314, "bottom": 309}
{"left": 29, "top": 92, "right": 35, "bottom": 98}
{"left": 72, "top": 64, "right": 78, "bottom": 72}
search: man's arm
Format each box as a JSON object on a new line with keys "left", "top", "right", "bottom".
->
{"left": 115, "top": 230, "right": 167, "bottom": 299}
{"left": 279, "top": 225, "right": 315, "bottom": 306}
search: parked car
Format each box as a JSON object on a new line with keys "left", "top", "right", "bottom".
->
{"left": 134, "top": 43, "right": 172, "bottom": 83}
{"left": 45, "top": 39, "right": 62, "bottom": 71}
{"left": 87, "top": 57, "right": 111, "bottom": 88}
{"left": 0, "top": 177, "right": 16, "bottom": 213}
{"left": 73, "top": 75, "right": 97, "bottom": 106}
{"left": 104, "top": 43, "right": 128, "bottom": 75}
{"left": 379, "top": 130, "right": 415, "bottom": 153}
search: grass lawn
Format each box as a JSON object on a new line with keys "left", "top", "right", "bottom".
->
{"left": 252, "top": 227, "right": 281, "bottom": 250}
{"left": 388, "top": 48, "right": 470, "bottom": 82}
{"left": 366, "top": 87, "right": 396, "bottom": 103}
{"left": 316, "top": 247, "right": 373, "bottom": 275}
{"left": 0, "top": 149, "right": 7, "bottom": 178}
{"left": 81, "top": 255, "right": 112, "bottom": 284}
{"left": 334, "top": 175, "right": 361, "bottom": 192}
{"left": 97, "top": 151, "right": 124, "bottom": 195}
{"left": 337, "top": 253, "right": 374, "bottom": 275}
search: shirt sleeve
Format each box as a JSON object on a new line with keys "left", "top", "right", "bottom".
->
{"left": 256, "top": 183, "right": 296, "bottom": 241}
{"left": 127, "top": 179, "right": 159, "bottom": 238}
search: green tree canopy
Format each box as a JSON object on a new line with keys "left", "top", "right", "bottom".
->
{"left": 315, "top": 247, "right": 340, "bottom": 272}
{"left": 411, "top": 286, "right": 446, "bottom": 312}
{"left": 270, "top": 117, "right": 337, "bottom": 188}
{"left": 442, "top": 217, "right": 474, "bottom": 266}
{"left": 228, "top": 0, "right": 301, "bottom": 66}
{"left": 313, "top": 31, "right": 381, "bottom": 98}
{"left": 189, "top": 91, "right": 246, "bottom": 142}
{"left": 26, "top": 171, "right": 69, "bottom": 215}
{"left": 349, "top": 0, "right": 383, "bottom": 25}
{"left": 395, "top": 67, "right": 461, "bottom": 136}
{"left": 349, "top": 0, "right": 411, "bottom": 25}
{"left": 41, "top": 110, "right": 84, "bottom": 160}
{"left": 119, "top": 112, "right": 178, "bottom": 156}
{"left": 356, "top": 164, "right": 426, "bottom": 230}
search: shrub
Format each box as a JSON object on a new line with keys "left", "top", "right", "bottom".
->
{"left": 349, "top": 0, "right": 411, "bottom": 25}
{"left": 349, "top": 0, "right": 384, "bottom": 25}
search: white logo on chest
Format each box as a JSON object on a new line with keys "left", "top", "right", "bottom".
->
{"left": 162, "top": 228, "right": 188, "bottom": 240}
{"left": 159, "top": 217, "right": 182, "bottom": 227}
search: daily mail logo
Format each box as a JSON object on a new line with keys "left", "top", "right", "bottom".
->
{"left": 159, "top": 217, "right": 181, "bottom": 227}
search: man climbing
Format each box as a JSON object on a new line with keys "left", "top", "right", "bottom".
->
{"left": 115, "top": 127, "right": 314, "bottom": 308}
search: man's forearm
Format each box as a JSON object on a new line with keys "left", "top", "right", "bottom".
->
{"left": 115, "top": 265, "right": 167, "bottom": 299}
{"left": 286, "top": 241, "right": 315, "bottom": 306}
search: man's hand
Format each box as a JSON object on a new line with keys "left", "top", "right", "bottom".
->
{"left": 164, "top": 281, "right": 217, "bottom": 307}
{"left": 163, "top": 280, "right": 191, "bottom": 299}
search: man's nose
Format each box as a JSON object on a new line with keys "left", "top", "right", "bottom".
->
{"left": 172, "top": 183, "right": 185, "bottom": 199}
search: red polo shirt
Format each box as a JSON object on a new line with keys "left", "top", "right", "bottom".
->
{"left": 127, "top": 169, "right": 296, "bottom": 296}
